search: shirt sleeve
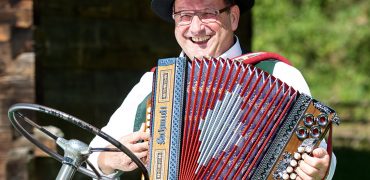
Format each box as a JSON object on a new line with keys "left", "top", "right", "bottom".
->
{"left": 271, "top": 62, "right": 311, "bottom": 96}
{"left": 272, "top": 62, "right": 336, "bottom": 179}
{"left": 88, "top": 72, "right": 153, "bottom": 176}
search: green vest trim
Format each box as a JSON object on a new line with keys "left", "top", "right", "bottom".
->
{"left": 254, "top": 60, "right": 278, "bottom": 74}
{"left": 133, "top": 93, "right": 151, "bottom": 132}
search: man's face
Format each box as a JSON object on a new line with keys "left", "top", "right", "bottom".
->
{"left": 173, "top": 0, "right": 240, "bottom": 59}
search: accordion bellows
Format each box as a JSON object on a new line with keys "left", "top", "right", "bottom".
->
{"left": 148, "top": 53, "right": 339, "bottom": 180}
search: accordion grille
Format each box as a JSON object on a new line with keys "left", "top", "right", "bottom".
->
{"left": 179, "top": 58, "right": 296, "bottom": 179}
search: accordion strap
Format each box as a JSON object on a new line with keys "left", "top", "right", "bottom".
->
{"left": 233, "top": 52, "right": 292, "bottom": 65}
{"left": 324, "top": 123, "right": 333, "bottom": 179}
{"left": 328, "top": 123, "right": 333, "bottom": 158}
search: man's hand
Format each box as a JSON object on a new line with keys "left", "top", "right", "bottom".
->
{"left": 295, "top": 147, "right": 330, "bottom": 180}
{"left": 97, "top": 124, "right": 150, "bottom": 175}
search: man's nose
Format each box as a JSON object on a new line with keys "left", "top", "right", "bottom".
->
{"left": 189, "top": 16, "right": 205, "bottom": 35}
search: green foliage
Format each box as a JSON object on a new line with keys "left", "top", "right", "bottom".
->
{"left": 253, "top": 0, "right": 370, "bottom": 121}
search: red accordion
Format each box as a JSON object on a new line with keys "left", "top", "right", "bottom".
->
{"left": 148, "top": 53, "right": 339, "bottom": 180}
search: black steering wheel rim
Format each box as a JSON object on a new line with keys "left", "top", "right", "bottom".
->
{"left": 8, "top": 103, "right": 149, "bottom": 180}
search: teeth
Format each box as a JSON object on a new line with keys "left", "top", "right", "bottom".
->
{"left": 192, "top": 36, "right": 210, "bottom": 42}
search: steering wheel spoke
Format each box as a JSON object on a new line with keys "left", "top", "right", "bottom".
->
{"left": 90, "top": 147, "right": 121, "bottom": 152}
{"left": 14, "top": 111, "right": 61, "bottom": 140}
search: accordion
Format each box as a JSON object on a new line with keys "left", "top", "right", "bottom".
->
{"left": 147, "top": 53, "right": 339, "bottom": 180}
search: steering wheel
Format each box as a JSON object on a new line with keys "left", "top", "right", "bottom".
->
{"left": 8, "top": 103, "right": 149, "bottom": 180}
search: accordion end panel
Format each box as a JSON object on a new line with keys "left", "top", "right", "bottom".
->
{"left": 252, "top": 94, "right": 340, "bottom": 180}
{"left": 149, "top": 57, "right": 187, "bottom": 180}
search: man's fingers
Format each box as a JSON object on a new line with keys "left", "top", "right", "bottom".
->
{"left": 135, "top": 151, "right": 148, "bottom": 159}
{"left": 122, "top": 151, "right": 147, "bottom": 165}
{"left": 130, "top": 141, "right": 149, "bottom": 152}
{"left": 103, "top": 131, "right": 151, "bottom": 172}
{"left": 117, "top": 131, "right": 150, "bottom": 145}
{"left": 130, "top": 131, "right": 150, "bottom": 142}
{"left": 312, "top": 147, "right": 328, "bottom": 158}
{"left": 302, "top": 149, "right": 329, "bottom": 169}
{"left": 296, "top": 148, "right": 330, "bottom": 180}
{"left": 295, "top": 166, "right": 313, "bottom": 180}
{"left": 298, "top": 160, "right": 320, "bottom": 177}
{"left": 122, "top": 151, "right": 148, "bottom": 171}
{"left": 296, "top": 176, "right": 303, "bottom": 180}
{"left": 127, "top": 161, "right": 139, "bottom": 171}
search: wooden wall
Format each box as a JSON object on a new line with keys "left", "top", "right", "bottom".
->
{"left": 0, "top": 0, "right": 34, "bottom": 179}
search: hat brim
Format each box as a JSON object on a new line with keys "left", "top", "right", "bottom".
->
{"left": 151, "top": 0, "right": 254, "bottom": 23}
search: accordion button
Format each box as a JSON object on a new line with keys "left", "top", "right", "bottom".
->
{"left": 317, "top": 114, "right": 328, "bottom": 126}
{"left": 303, "top": 114, "right": 315, "bottom": 127}
{"left": 309, "top": 126, "right": 321, "bottom": 138}
{"left": 290, "top": 160, "right": 298, "bottom": 167}
{"left": 294, "top": 152, "right": 301, "bottom": 160}
{"left": 286, "top": 166, "right": 294, "bottom": 173}
{"left": 297, "top": 146, "right": 305, "bottom": 153}
{"left": 282, "top": 173, "right": 290, "bottom": 180}
{"left": 296, "top": 127, "right": 308, "bottom": 139}
{"left": 305, "top": 146, "right": 313, "bottom": 153}
{"left": 290, "top": 173, "right": 297, "bottom": 179}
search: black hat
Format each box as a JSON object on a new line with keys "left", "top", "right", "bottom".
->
{"left": 151, "top": 0, "right": 254, "bottom": 22}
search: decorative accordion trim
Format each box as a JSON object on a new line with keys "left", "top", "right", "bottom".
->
{"left": 251, "top": 94, "right": 312, "bottom": 179}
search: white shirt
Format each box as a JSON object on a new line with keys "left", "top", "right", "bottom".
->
{"left": 88, "top": 38, "right": 335, "bottom": 179}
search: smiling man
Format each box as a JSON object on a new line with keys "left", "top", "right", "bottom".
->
{"left": 88, "top": 0, "right": 336, "bottom": 179}
{"left": 173, "top": 0, "right": 238, "bottom": 58}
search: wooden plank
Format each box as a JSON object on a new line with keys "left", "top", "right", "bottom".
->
{"left": 14, "top": 1, "right": 33, "bottom": 28}
{"left": 0, "top": 10, "right": 16, "bottom": 24}
{"left": 0, "top": 128, "right": 12, "bottom": 151}
{"left": 0, "top": 24, "right": 11, "bottom": 42}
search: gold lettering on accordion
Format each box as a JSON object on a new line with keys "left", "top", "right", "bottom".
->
{"left": 151, "top": 64, "right": 176, "bottom": 180}
{"left": 157, "top": 106, "right": 167, "bottom": 144}
{"left": 158, "top": 70, "right": 172, "bottom": 102}
{"left": 154, "top": 150, "right": 165, "bottom": 180}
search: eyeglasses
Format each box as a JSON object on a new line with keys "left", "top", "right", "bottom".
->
{"left": 172, "top": 5, "right": 233, "bottom": 26}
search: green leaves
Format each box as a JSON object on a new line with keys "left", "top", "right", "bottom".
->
{"left": 253, "top": 0, "right": 370, "bottom": 122}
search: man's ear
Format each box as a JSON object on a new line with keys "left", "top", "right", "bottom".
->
{"left": 230, "top": 5, "right": 240, "bottom": 31}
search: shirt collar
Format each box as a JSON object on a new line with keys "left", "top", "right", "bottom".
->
{"left": 179, "top": 36, "right": 243, "bottom": 59}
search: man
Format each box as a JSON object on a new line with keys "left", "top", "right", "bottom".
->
{"left": 89, "top": 0, "right": 336, "bottom": 179}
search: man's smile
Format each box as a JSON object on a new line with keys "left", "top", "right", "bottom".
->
{"left": 190, "top": 35, "right": 211, "bottom": 44}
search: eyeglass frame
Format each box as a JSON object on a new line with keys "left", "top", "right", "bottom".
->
{"left": 172, "top": 5, "right": 234, "bottom": 26}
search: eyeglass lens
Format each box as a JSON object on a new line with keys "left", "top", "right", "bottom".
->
{"left": 175, "top": 12, "right": 218, "bottom": 25}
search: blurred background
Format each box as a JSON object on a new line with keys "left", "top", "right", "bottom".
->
{"left": 0, "top": 0, "right": 368, "bottom": 179}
